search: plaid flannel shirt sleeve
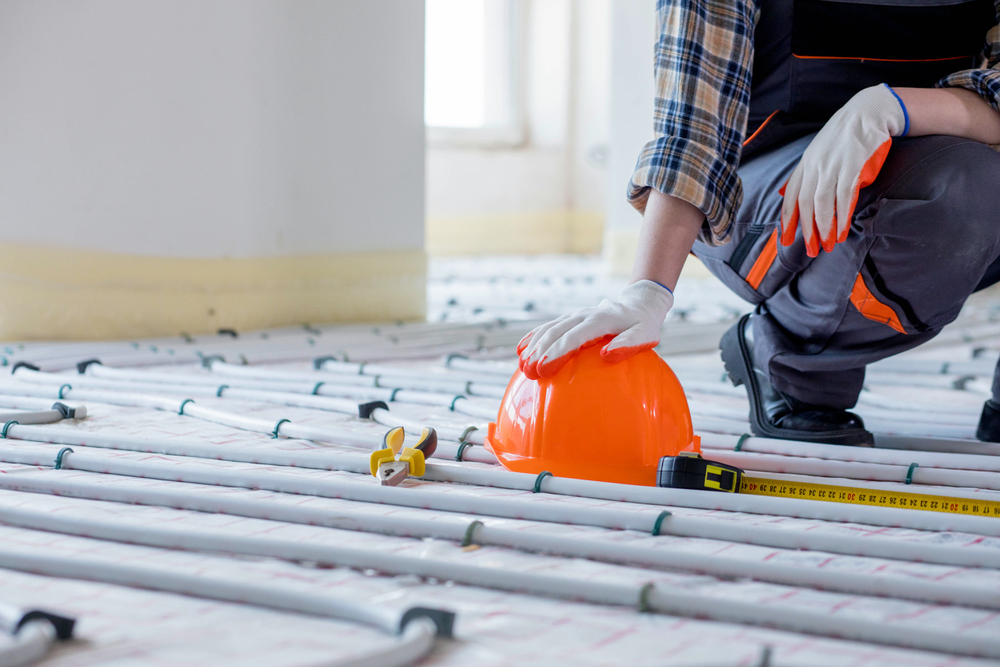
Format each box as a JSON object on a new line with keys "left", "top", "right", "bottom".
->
{"left": 627, "top": 0, "right": 758, "bottom": 246}
{"left": 936, "top": 2, "right": 1000, "bottom": 110}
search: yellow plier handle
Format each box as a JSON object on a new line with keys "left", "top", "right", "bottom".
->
{"left": 370, "top": 426, "right": 438, "bottom": 479}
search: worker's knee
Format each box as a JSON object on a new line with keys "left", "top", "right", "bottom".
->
{"left": 858, "top": 138, "right": 1000, "bottom": 332}
{"left": 867, "top": 137, "right": 1000, "bottom": 251}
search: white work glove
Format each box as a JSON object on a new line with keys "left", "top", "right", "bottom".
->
{"left": 781, "top": 83, "right": 908, "bottom": 257}
{"left": 517, "top": 280, "right": 674, "bottom": 380}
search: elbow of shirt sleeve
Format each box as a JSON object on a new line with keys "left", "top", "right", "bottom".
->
{"left": 626, "top": 136, "right": 744, "bottom": 247}
{"left": 936, "top": 68, "right": 1000, "bottom": 112}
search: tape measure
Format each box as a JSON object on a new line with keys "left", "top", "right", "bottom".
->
{"left": 658, "top": 453, "right": 1000, "bottom": 519}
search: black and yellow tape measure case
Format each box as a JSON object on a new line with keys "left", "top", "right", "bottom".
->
{"left": 657, "top": 453, "right": 744, "bottom": 493}
{"left": 657, "top": 452, "right": 1000, "bottom": 518}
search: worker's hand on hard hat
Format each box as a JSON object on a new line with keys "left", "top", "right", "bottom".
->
{"left": 517, "top": 280, "right": 674, "bottom": 380}
{"left": 780, "top": 84, "right": 908, "bottom": 257}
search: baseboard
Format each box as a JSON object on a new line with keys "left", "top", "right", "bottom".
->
{"left": 427, "top": 210, "right": 603, "bottom": 255}
{"left": 0, "top": 245, "right": 427, "bottom": 340}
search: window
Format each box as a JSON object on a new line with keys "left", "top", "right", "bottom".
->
{"left": 425, "top": 0, "right": 523, "bottom": 146}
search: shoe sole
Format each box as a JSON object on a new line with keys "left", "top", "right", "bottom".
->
{"left": 720, "top": 314, "right": 874, "bottom": 447}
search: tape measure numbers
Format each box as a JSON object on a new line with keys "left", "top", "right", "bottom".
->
{"left": 741, "top": 476, "right": 1000, "bottom": 518}
{"left": 657, "top": 453, "right": 1000, "bottom": 519}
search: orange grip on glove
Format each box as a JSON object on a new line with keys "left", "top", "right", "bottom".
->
{"left": 780, "top": 84, "right": 908, "bottom": 257}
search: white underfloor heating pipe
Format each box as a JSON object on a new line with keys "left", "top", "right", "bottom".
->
{"left": 0, "top": 621, "right": 57, "bottom": 667}
{"left": 689, "top": 401, "right": 980, "bottom": 436}
{"left": 62, "top": 361, "right": 1000, "bottom": 469}
{"left": 14, "top": 366, "right": 502, "bottom": 423}
{"left": 8, "top": 324, "right": 529, "bottom": 373}
{"left": 368, "top": 408, "right": 489, "bottom": 449}
{"left": 48, "top": 352, "right": 1000, "bottom": 452}
{"left": 3, "top": 424, "right": 992, "bottom": 569}
{"left": 19, "top": 375, "right": 371, "bottom": 417}
{"left": 88, "top": 359, "right": 509, "bottom": 399}
{"left": 875, "top": 433, "right": 1000, "bottom": 455}
{"left": 4, "top": 372, "right": 499, "bottom": 453}
{"left": 84, "top": 363, "right": 372, "bottom": 388}
{"left": 2, "top": 468, "right": 998, "bottom": 613}
{"left": 966, "top": 378, "right": 995, "bottom": 396}
{"left": 441, "top": 355, "right": 516, "bottom": 377}
{"left": 0, "top": 382, "right": 390, "bottom": 449}
{"left": 0, "top": 542, "right": 441, "bottom": 667}
{"left": 863, "top": 370, "right": 976, "bottom": 390}
{"left": 0, "top": 501, "right": 996, "bottom": 658}
{"left": 691, "top": 409, "right": 979, "bottom": 443}
{"left": 856, "top": 391, "right": 983, "bottom": 417}
{"left": 701, "top": 433, "right": 1000, "bottom": 471}
{"left": 701, "top": 450, "right": 1000, "bottom": 492}
{"left": 3, "top": 436, "right": 1000, "bottom": 548}
{"left": 869, "top": 357, "right": 997, "bottom": 377}
{"left": 21, "top": 363, "right": 1000, "bottom": 466}
{"left": 715, "top": 409, "right": 980, "bottom": 455}
{"left": 209, "top": 358, "right": 509, "bottom": 396}
{"left": 10, "top": 373, "right": 1000, "bottom": 512}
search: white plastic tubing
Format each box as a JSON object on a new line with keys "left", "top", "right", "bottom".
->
{"left": 211, "top": 358, "right": 509, "bottom": 397}
{"left": 700, "top": 450, "right": 1000, "bottom": 493}
{"left": 702, "top": 433, "right": 1000, "bottom": 470}
{"left": 0, "top": 621, "right": 56, "bottom": 667}
{"left": 8, "top": 319, "right": 535, "bottom": 372}
{"left": 18, "top": 364, "right": 502, "bottom": 426}
{"left": 687, "top": 394, "right": 982, "bottom": 441}
{"left": 0, "top": 374, "right": 495, "bottom": 458}
{"left": 0, "top": 540, "right": 441, "bottom": 667}
{"left": 3, "top": 461, "right": 1000, "bottom": 615}
{"left": 0, "top": 486, "right": 998, "bottom": 659}
{"left": 1, "top": 432, "right": 998, "bottom": 572}
{"left": 24, "top": 363, "right": 1000, "bottom": 467}
{"left": 6, "top": 375, "right": 1000, "bottom": 533}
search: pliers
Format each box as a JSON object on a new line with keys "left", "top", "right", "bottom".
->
{"left": 370, "top": 426, "right": 438, "bottom": 486}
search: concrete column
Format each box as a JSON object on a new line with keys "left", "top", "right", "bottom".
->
{"left": 603, "top": 0, "right": 655, "bottom": 276}
{"left": 0, "top": 0, "right": 425, "bottom": 339}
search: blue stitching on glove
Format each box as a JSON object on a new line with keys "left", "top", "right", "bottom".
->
{"left": 884, "top": 84, "right": 910, "bottom": 137}
{"left": 649, "top": 280, "right": 673, "bottom": 294}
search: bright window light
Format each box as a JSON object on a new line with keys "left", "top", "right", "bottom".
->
{"left": 425, "top": 0, "right": 517, "bottom": 133}
{"left": 425, "top": 0, "right": 487, "bottom": 128}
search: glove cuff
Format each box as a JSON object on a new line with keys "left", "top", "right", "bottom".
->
{"left": 618, "top": 279, "right": 675, "bottom": 321}
{"left": 852, "top": 84, "right": 909, "bottom": 137}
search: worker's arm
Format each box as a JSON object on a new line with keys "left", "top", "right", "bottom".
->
{"left": 780, "top": 82, "right": 1000, "bottom": 258}
{"left": 628, "top": 0, "right": 757, "bottom": 246}
{"left": 517, "top": 192, "right": 703, "bottom": 381}
{"left": 782, "top": 9, "right": 1000, "bottom": 257}
{"left": 630, "top": 190, "right": 705, "bottom": 290}
{"left": 894, "top": 87, "right": 1000, "bottom": 143}
{"left": 518, "top": 0, "right": 756, "bottom": 379}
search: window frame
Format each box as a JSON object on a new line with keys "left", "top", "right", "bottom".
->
{"left": 425, "top": 0, "right": 527, "bottom": 149}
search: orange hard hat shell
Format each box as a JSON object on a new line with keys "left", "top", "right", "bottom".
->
{"left": 485, "top": 346, "right": 699, "bottom": 486}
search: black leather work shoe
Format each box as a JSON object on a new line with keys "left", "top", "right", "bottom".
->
{"left": 976, "top": 399, "right": 1000, "bottom": 442}
{"left": 720, "top": 314, "right": 875, "bottom": 447}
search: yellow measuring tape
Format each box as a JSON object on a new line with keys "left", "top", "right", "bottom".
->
{"left": 741, "top": 476, "right": 1000, "bottom": 518}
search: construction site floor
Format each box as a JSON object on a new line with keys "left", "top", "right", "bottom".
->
{"left": 2, "top": 256, "right": 1000, "bottom": 667}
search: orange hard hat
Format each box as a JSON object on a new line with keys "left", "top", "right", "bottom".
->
{"left": 484, "top": 345, "right": 700, "bottom": 486}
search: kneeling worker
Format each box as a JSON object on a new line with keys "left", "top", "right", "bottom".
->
{"left": 517, "top": 0, "right": 1000, "bottom": 446}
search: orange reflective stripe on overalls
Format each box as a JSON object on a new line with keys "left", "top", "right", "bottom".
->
{"left": 745, "top": 229, "right": 779, "bottom": 290}
{"left": 849, "top": 274, "right": 906, "bottom": 334}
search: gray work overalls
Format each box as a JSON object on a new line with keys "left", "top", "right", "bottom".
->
{"left": 693, "top": 0, "right": 1000, "bottom": 409}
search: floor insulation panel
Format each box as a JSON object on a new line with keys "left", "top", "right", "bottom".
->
{"left": 2, "top": 256, "right": 1000, "bottom": 666}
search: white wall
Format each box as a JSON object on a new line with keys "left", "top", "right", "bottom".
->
{"left": 603, "top": 0, "right": 656, "bottom": 274}
{"left": 425, "top": 0, "right": 610, "bottom": 254}
{"left": 0, "top": 0, "right": 425, "bottom": 259}
{"left": 0, "top": 1, "right": 427, "bottom": 339}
